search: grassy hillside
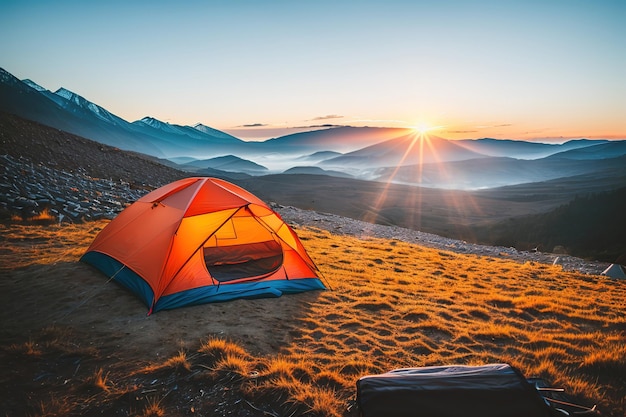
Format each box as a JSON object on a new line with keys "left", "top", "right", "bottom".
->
{"left": 1, "top": 222, "right": 624, "bottom": 416}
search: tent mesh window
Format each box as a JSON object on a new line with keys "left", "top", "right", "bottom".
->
{"left": 203, "top": 240, "right": 283, "bottom": 282}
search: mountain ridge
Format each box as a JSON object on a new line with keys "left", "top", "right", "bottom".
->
{"left": 2, "top": 67, "right": 625, "bottom": 189}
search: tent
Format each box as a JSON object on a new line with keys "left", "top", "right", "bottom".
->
{"left": 81, "top": 177, "right": 325, "bottom": 313}
{"left": 601, "top": 263, "right": 626, "bottom": 279}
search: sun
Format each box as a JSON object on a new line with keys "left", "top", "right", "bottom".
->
{"left": 411, "top": 122, "right": 443, "bottom": 135}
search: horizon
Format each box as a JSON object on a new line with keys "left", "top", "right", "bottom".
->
{"left": 1, "top": 1, "right": 625, "bottom": 142}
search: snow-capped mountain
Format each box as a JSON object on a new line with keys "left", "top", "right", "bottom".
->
{"left": 193, "top": 123, "right": 239, "bottom": 140}
{"left": 0, "top": 67, "right": 244, "bottom": 158}
{"left": 0, "top": 68, "right": 22, "bottom": 86}
{"left": 53, "top": 87, "right": 129, "bottom": 127}
{"left": 133, "top": 117, "right": 242, "bottom": 144}
{"left": 21, "top": 79, "right": 46, "bottom": 91}
{"left": 134, "top": 116, "right": 196, "bottom": 136}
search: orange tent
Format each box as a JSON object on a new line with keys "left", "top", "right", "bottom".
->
{"left": 81, "top": 177, "right": 325, "bottom": 313}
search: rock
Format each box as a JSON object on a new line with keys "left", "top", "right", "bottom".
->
{"left": 1, "top": 154, "right": 161, "bottom": 224}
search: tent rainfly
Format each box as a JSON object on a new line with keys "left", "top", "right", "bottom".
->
{"left": 81, "top": 177, "right": 325, "bottom": 313}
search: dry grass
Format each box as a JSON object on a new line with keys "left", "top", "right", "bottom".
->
{"left": 30, "top": 394, "right": 74, "bottom": 417}
{"left": 161, "top": 350, "right": 192, "bottom": 372}
{"left": 198, "top": 336, "right": 249, "bottom": 360}
{"left": 139, "top": 349, "right": 193, "bottom": 373}
{"left": 138, "top": 396, "right": 167, "bottom": 417}
{"left": 10, "top": 208, "right": 57, "bottom": 224}
{"left": 0, "top": 222, "right": 104, "bottom": 271}
{"left": 1, "top": 221, "right": 625, "bottom": 416}
{"left": 282, "top": 227, "right": 626, "bottom": 414}
{"left": 88, "top": 368, "right": 112, "bottom": 393}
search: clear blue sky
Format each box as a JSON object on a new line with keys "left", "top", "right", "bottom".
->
{"left": 1, "top": 0, "right": 625, "bottom": 141}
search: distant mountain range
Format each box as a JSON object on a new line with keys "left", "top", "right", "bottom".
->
{"left": 2, "top": 67, "right": 625, "bottom": 190}
{"left": 179, "top": 155, "right": 268, "bottom": 175}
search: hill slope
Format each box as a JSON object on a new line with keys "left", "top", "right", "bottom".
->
{"left": 478, "top": 187, "right": 626, "bottom": 262}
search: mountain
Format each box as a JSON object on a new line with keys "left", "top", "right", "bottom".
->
{"left": 318, "top": 134, "right": 626, "bottom": 188}
{"left": 132, "top": 117, "right": 242, "bottom": 144}
{"left": 0, "top": 67, "right": 243, "bottom": 158}
{"left": 3, "top": 109, "right": 625, "bottom": 262}
{"left": 4, "top": 68, "right": 411, "bottom": 164}
{"left": 181, "top": 155, "right": 268, "bottom": 175}
{"left": 55, "top": 87, "right": 133, "bottom": 128}
{"left": 22, "top": 80, "right": 70, "bottom": 108}
{"left": 547, "top": 140, "right": 626, "bottom": 160}
{"left": 282, "top": 166, "right": 354, "bottom": 178}
{"left": 456, "top": 138, "right": 608, "bottom": 159}
{"left": 21, "top": 79, "right": 46, "bottom": 91}
{"left": 372, "top": 155, "right": 626, "bottom": 189}
{"left": 320, "top": 133, "right": 486, "bottom": 170}
{"left": 0, "top": 111, "right": 185, "bottom": 189}
{"left": 1, "top": 69, "right": 172, "bottom": 156}
{"left": 193, "top": 123, "right": 240, "bottom": 140}
{"left": 476, "top": 186, "right": 626, "bottom": 261}
{"left": 1, "top": 68, "right": 90, "bottom": 134}
{"left": 296, "top": 151, "right": 344, "bottom": 163}
{"left": 261, "top": 126, "right": 412, "bottom": 153}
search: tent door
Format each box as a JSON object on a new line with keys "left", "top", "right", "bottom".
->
{"left": 203, "top": 239, "right": 283, "bottom": 282}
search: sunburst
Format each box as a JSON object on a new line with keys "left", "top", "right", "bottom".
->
{"left": 411, "top": 122, "right": 443, "bottom": 135}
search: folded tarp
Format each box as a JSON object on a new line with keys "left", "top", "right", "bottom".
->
{"left": 356, "top": 363, "right": 552, "bottom": 417}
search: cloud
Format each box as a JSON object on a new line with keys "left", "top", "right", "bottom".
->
{"left": 446, "top": 130, "right": 478, "bottom": 134}
{"left": 311, "top": 114, "right": 344, "bottom": 121}
{"left": 292, "top": 124, "right": 348, "bottom": 129}
{"left": 474, "top": 123, "right": 513, "bottom": 129}
{"left": 350, "top": 118, "right": 407, "bottom": 124}
{"left": 237, "top": 123, "right": 268, "bottom": 128}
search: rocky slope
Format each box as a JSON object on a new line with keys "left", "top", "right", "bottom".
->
{"left": 0, "top": 112, "right": 185, "bottom": 221}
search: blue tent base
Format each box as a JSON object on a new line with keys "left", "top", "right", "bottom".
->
{"left": 155, "top": 277, "right": 325, "bottom": 312}
{"left": 81, "top": 251, "right": 154, "bottom": 308}
{"left": 81, "top": 251, "right": 326, "bottom": 313}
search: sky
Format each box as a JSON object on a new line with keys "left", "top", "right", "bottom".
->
{"left": 1, "top": 0, "right": 625, "bottom": 141}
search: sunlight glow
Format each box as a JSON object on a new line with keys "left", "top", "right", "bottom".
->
{"left": 362, "top": 130, "right": 432, "bottom": 229}
{"left": 411, "top": 123, "right": 443, "bottom": 135}
{"left": 360, "top": 126, "right": 487, "bottom": 238}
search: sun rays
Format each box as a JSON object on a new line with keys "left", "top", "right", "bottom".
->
{"left": 361, "top": 128, "right": 487, "bottom": 238}
{"left": 362, "top": 130, "right": 436, "bottom": 228}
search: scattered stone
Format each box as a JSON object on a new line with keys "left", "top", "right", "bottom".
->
{"left": 0, "top": 154, "right": 152, "bottom": 223}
